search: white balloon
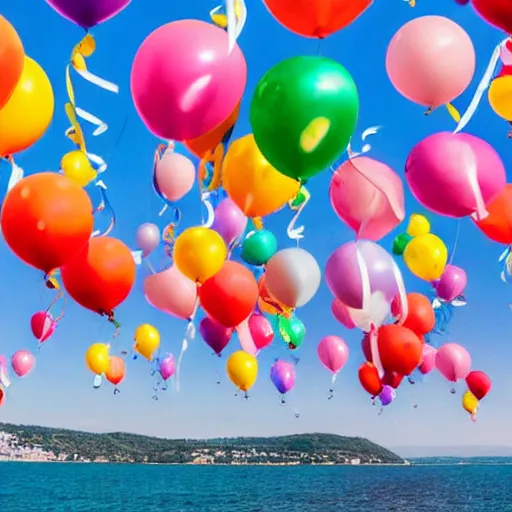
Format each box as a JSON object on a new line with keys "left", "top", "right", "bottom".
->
{"left": 265, "top": 248, "right": 321, "bottom": 308}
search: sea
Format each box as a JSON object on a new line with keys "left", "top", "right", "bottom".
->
{"left": 1, "top": 462, "right": 510, "bottom": 511}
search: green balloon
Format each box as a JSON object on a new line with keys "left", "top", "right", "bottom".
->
{"left": 278, "top": 315, "right": 306, "bottom": 350}
{"left": 392, "top": 233, "right": 412, "bottom": 256}
{"left": 241, "top": 230, "right": 278, "bottom": 266}
{"left": 250, "top": 56, "right": 359, "bottom": 182}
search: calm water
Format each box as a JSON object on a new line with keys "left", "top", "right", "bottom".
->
{"left": 1, "top": 463, "right": 511, "bottom": 511}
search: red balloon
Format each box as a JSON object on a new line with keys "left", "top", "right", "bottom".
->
{"left": 361, "top": 333, "right": 372, "bottom": 362}
{"left": 378, "top": 324, "right": 423, "bottom": 376}
{"left": 61, "top": 237, "right": 136, "bottom": 315}
{"left": 358, "top": 362, "right": 382, "bottom": 396}
{"left": 199, "top": 261, "right": 259, "bottom": 328}
{"left": 382, "top": 371, "right": 404, "bottom": 389}
{"left": 392, "top": 293, "right": 435, "bottom": 335}
{"left": 474, "top": 184, "right": 512, "bottom": 244}
{"left": 466, "top": 370, "right": 492, "bottom": 400}
{"left": 0, "top": 386, "right": 4, "bottom": 406}
{"left": 471, "top": 0, "right": 512, "bottom": 34}
{"left": 498, "top": 65, "right": 512, "bottom": 79}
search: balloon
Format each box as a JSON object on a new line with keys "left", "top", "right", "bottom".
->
{"left": 317, "top": 336, "right": 349, "bottom": 374}
{"left": 405, "top": 132, "right": 506, "bottom": 220}
{"left": 184, "top": 103, "right": 240, "bottom": 158}
{"left": 154, "top": 151, "right": 195, "bottom": 203}
{"left": 199, "top": 261, "right": 259, "bottom": 328}
{"left": 1, "top": 173, "right": 94, "bottom": 273}
{"left": 226, "top": 351, "right": 258, "bottom": 392}
{"left": 382, "top": 371, "right": 404, "bottom": 389}
{"left": 61, "top": 151, "right": 97, "bottom": 187}
{"left": 379, "top": 385, "right": 396, "bottom": 407}
{"left": 403, "top": 234, "right": 448, "bottom": 282}
{"left": 250, "top": 56, "right": 359, "bottom": 181}
{"left": 462, "top": 390, "right": 478, "bottom": 419}
{"left": 277, "top": 315, "right": 305, "bottom": 350}
{"left": 358, "top": 362, "right": 382, "bottom": 396}
{"left": 436, "top": 343, "right": 471, "bottom": 382}
{"left": 237, "top": 313, "right": 274, "bottom": 355}
{"left": 262, "top": 0, "right": 371, "bottom": 38}
{"left": 200, "top": 317, "right": 234, "bottom": 355}
{"left": 0, "top": 57, "right": 54, "bottom": 157}
{"left": 474, "top": 184, "right": 512, "bottom": 244}
{"left": 30, "top": 311, "right": 57, "bottom": 343}
{"left": 419, "top": 344, "right": 437, "bottom": 375}
{"left": 136, "top": 223, "right": 161, "bottom": 257}
{"left": 488, "top": 76, "right": 512, "bottom": 121}
{"left": 270, "top": 360, "right": 296, "bottom": 395}
{"left": 11, "top": 350, "right": 35, "bottom": 378}
{"left": 45, "top": 0, "right": 130, "bottom": 29}
{"left": 386, "top": 16, "right": 475, "bottom": 107}
{"left": 392, "top": 293, "right": 435, "bottom": 335}
{"left": 85, "top": 343, "right": 110, "bottom": 375}
{"left": 61, "top": 237, "right": 136, "bottom": 314}
{"left": 131, "top": 20, "right": 247, "bottom": 141}
{"left": 134, "top": 324, "right": 160, "bottom": 361}
{"left": 0, "top": 15, "right": 24, "bottom": 110}
{"left": 435, "top": 265, "right": 467, "bottom": 302}
{"left": 471, "top": 0, "right": 512, "bottom": 34}
{"left": 407, "top": 214, "right": 431, "bottom": 237}
{"left": 330, "top": 157, "right": 405, "bottom": 241}
{"left": 144, "top": 265, "right": 197, "bottom": 320}
{"left": 361, "top": 333, "right": 373, "bottom": 362}
{"left": 331, "top": 299, "right": 356, "bottom": 329}
{"left": 265, "top": 248, "right": 321, "bottom": 309}
{"left": 173, "top": 226, "right": 227, "bottom": 284}
{"left": 159, "top": 354, "right": 176, "bottom": 381}
{"left": 326, "top": 240, "right": 401, "bottom": 309}
{"left": 222, "top": 134, "right": 300, "bottom": 218}
{"left": 0, "top": 387, "right": 4, "bottom": 407}
{"left": 212, "top": 198, "right": 247, "bottom": 247}
{"left": 106, "top": 356, "right": 125, "bottom": 386}
{"left": 392, "top": 233, "right": 412, "bottom": 256}
{"left": 257, "top": 274, "right": 292, "bottom": 317}
{"left": 378, "top": 325, "right": 423, "bottom": 376}
{"left": 241, "top": 230, "right": 278, "bottom": 266}
{"left": 466, "top": 370, "right": 492, "bottom": 400}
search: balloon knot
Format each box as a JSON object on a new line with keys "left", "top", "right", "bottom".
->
{"left": 424, "top": 107, "right": 433, "bottom": 116}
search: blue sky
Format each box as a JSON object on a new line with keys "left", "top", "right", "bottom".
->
{"left": 1, "top": 0, "right": 511, "bottom": 453}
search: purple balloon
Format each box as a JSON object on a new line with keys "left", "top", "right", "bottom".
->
{"left": 434, "top": 264, "right": 467, "bottom": 302}
{"left": 270, "top": 360, "right": 296, "bottom": 395}
{"left": 159, "top": 354, "right": 175, "bottom": 381}
{"left": 199, "top": 317, "right": 234, "bottom": 355}
{"left": 379, "top": 385, "right": 396, "bottom": 407}
{"left": 212, "top": 198, "right": 247, "bottom": 246}
{"left": 136, "top": 223, "right": 161, "bottom": 257}
{"left": 46, "top": 0, "right": 131, "bottom": 29}
{"left": 325, "top": 240, "right": 400, "bottom": 309}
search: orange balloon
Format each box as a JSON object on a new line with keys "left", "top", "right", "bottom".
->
{"left": 184, "top": 103, "right": 240, "bottom": 158}
{"left": 61, "top": 237, "right": 136, "bottom": 315}
{"left": 0, "top": 16, "right": 24, "bottom": 110}
{"left": 258, "top": 274, "right": 292, "bottom": 317}
{"left": 263, "top": 0, "right": 372, "bottom": 38}
{"left": 378, "top": 324, "right": 423, "bottom": 376}
{"left": 1, "top": 172, "right": 94, "bottom": 273}
{"left": 391, "top": 293, "right": 435, "bottom": 336}
{"left": 106, "top": 356, "right": 126, "bottom": 386}
{"left": 358, "top": 362, "right": 382, "bottom": 396}
{"left": 474, "top": 184, "right": 512, "bottom": 244}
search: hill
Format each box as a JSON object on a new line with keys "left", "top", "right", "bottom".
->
{"left": 0, "top": 423, "right": 404, "bottom": 465}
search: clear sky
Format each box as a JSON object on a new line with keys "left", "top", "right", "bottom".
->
{"left": 1, "top": 0, "right": 512, "bottom": 454}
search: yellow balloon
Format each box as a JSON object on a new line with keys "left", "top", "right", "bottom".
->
{"left": 0, "top": 56, "right": 54, "bottom": 157}
{"left": 134, "top": 324, "right": 160, "bottom": 361}
{"left": 406, "top": 214, "right": 430, "bottom": 237}
{"left": 488, "top": 76, "right": 512, "bottom": 121}
{"left": 61, "top": 150, "right": 97, "bottom": 187}
{"left": 85, "top": 343, "right": 110, "bottom": 375}
{"left": 222, "top": 134, "right": 300, "bottom": 218}
{"left": 226, "top": 350, "right": 258, "bottom": 392}
{"left": 173, "top": 226, "right": 227, "bottom": 283}
{"left": 462, "top": 390, "right": 479, "bottom": 418}
{"left": 403, "top": 233, "right": 447, "bottom": 281}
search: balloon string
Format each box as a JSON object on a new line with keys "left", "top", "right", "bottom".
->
{"left": 448, "top": 219, "right": 462, "bottom": 266}
{"left": 175, "top": 298, "right": 199, "bottom": 392}
{"left": 2, "top": 156, "right": 24, "bottom": 193}
{"left": 210, "top": 0, "right": 247, "bottom": 54}
{"left": 287, "top": 186, "right": 310, "bottom": 244}
{"left": 91, "top": 180, "right": 115, "bottom": 237}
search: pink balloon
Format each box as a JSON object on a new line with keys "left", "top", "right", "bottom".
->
{"left": 11, "top": 350, "right": 35, "bottom": 378}
{"left": 330, "top": 157, "right": 405, "bottom": 241}
{"left": 317, "top": 336, "right": 349, "bottom": 374}
{"left": 331, "top": 299, "right": 356, "bottom": 329}
{"left": 144, "top": 265, "right": 197, "bottom": 320}
{"left": 159, "top": 354, "right": 175, "bottom": 381}
{"left": 435, "top": 265, "right": 467, "bottom": 302}
{"left": 436, "top": 343, "right": 471, "bottom": 382}
{"left": 131, "top": 20, "right": 247, "bottom": 141}
{"left": 30, "top": 311, "right": 57, "bottom": 343}
{"left": 154, "top": 151, "right": 195, "bottom": 203}
{"left": 386, "top": 16, "right": 475, "bottom": 107}
{"left": 419, "top": 344, "right": 437, "bottom": 375}
{"left": 212, "top": 198, "right": 247, "bottom": 246}
{"left": 136, "top": 223, "right": 161, "bottom": 256}
{"left": 406, "top": 132, "right": 506, "bottom": 220}
{"left": 237, "top": 313, "right": 274, "bottom": 355}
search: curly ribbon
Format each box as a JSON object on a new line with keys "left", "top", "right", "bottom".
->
{"left": 2, "top": 156, "right": 24, "bottom": 194}
{"left": 0, "top": 356, "right": 11, "bottom": 389}
{"left": 210, "top": 0, "right": 247, "bottom": 54}
{"left": 175, "top": 300, "right": 199, "bottom": 393}
{"left": 346, "top": 125, "right": 382, "bottom": 159}
{"left": 287, "top": 186, "right": 310, "bottom": 243}
{"left": 91, "top": 180, "right": 115, "bottom": 237}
